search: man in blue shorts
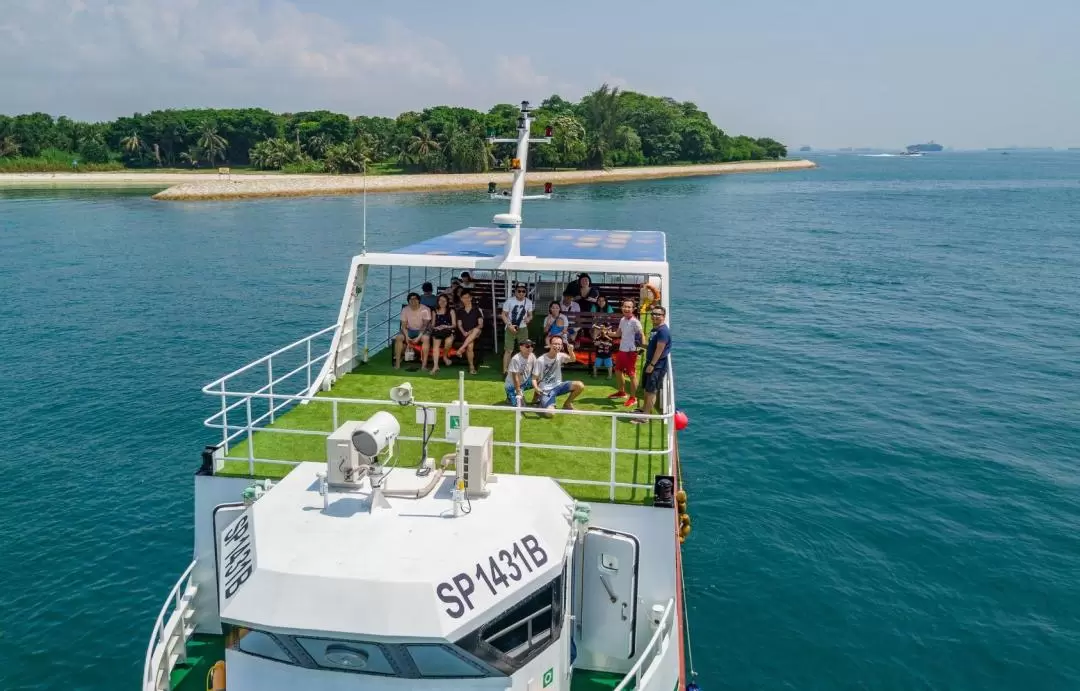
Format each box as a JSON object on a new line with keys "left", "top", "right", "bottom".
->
{"left": 534, "top": 335, "right": 585, "bottom": 415}
{"left": 632, "top": 306, "right": 671, "bottom": 424}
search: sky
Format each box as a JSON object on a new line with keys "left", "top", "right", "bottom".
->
{"left": 1, "top": 0, "right": 1078, "bottom": 149}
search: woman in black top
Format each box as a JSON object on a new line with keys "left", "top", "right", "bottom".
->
{"left": 430, "top": 293, "right": 457, "bottom": 375}
{"left": 564, "top": 272, "right": 600, "bottom": 311}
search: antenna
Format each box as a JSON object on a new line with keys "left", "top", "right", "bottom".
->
{"left": 361, "top": 159, "right": 368, "bottom": 255}
{"left": 487, "top": 100, "right": 552, "bottom": 260}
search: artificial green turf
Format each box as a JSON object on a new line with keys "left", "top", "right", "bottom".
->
{"left": 220, "top": 350, "right": 668, "bottom": 504}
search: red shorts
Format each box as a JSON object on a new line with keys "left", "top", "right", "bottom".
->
{"left": 614, "top": 350, "right": 638, "bottom": 375}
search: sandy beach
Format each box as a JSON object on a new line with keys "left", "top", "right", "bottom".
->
{"left": 0, "top": 160, "right": 815, "bottom": 201}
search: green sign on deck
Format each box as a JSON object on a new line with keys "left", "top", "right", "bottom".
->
{"left": 449, "top": 416, "right": 461, "bottom": 430}
{"left": 542, "top": 668, "right": 554, "bottom": 687}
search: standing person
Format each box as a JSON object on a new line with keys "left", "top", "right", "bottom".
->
{"left": 504, "top": 339, "right": 538, "bottom": 406}
{"left": 419, "top": 282, "right": 439, "bottom": 309}
{"left": 430, "top": 293, "right": 457, "bottom": 375}
{"left": 632, "top": 306, "right": 672, "bottom": 424}
{"left": 543, "top": 301, "right": 569, "bottom": 346}
{"left": 393, "top": 293, "right": 432, "bottom": 370}
{"left": 592, "top": 320, "right": 614, "bottom": 378}
{"left": 533, "top": 335, "right": 585, "bottom": 414}
{"left": 501, "top": 283, "right": 534, "bottom": 374}
{"left": 610, "top": 298, "right": 644, "bottom": 408}
{"left": 455, "top": 289, "right": 484, "bottom": 375}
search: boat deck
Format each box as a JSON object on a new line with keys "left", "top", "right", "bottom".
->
{"left": 218, "top": 351, "right": 670, "bottom": 504}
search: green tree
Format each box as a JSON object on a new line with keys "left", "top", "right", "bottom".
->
{"left": 249, "top": 138, "right": 301, "bottom": 170}
{"left": 197, "top": 123, "right": 228, "bottom": 165}
{"left": 580, "top": 84, "right": 622, "bottom": 168}
{"left": 407, "top": 125, "right": 440, "bottom": 164}
{"left": 323, "top": 141, "right": 368, "bottom": 174}
{"left": 120, "top": 131, "right": 143, "bottom": 155}
{"left": 0, "top": 135, "right": 21, "bottom": 157}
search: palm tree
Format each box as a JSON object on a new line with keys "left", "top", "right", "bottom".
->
{"left": 581, "top": 83, "right": 622, "bottom": 168}
{"left": 179, "top": 147, "right": 202, "bottom": 168}
{"left": 304, "top": 134, "right": 329, "bottom": 159}
{"left": 120, "top": 131, "right": 143, "bottom": 155}
{"left": 197, "top": 123, "right": 228, "bottom": 166}
{"left": 407, "top": 125, "right": 440, "bottom": 161}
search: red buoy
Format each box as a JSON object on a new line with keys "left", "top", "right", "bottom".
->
{"left": 674, "top": 410, "right": 689, "bottom": 431}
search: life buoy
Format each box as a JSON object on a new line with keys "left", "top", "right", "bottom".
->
{"left": 641, "top": 283, "right": 661, "bottom": 305}
{"left": 207, "top": 660, "right": 226, "bottom": 691}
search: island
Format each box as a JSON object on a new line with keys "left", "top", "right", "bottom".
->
{"left": 0, "top": 85, "right": 814, "bottom": 200}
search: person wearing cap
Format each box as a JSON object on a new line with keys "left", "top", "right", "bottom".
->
{"left": 504, "top": 338, "right": 538, "bottom": 406}
{"left": 501, "top": 283, "right": 534, "bottom": 375}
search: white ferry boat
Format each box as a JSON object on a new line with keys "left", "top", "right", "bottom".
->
{"left": 143, "top": 101, "right": 696, "bottom": 691}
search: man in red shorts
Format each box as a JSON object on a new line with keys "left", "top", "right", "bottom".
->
{"left": 610, "top": 298, "right": 644, "bottom": 408}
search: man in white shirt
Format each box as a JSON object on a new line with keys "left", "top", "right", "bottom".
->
{"left": 501, "top": 284, "right": 534, "bottom": 374}
{"left": 504, "top": 339, "right": 538, "bottom": 406}
{"left": 610, "top": 298, "right": 644, "bottom": 407}
{"left": 533, "top": 335, "right": 585, "bottom": 415}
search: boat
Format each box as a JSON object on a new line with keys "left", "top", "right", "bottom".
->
{"left": 905, "top": 141, "right": 943, "bottom": 153}
{"left": 142, "top": 100, "right": 696, "bottom": 691}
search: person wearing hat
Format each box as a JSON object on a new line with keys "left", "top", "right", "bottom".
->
{"left": 504, "top": 338, "right": 538, "bottom": 406}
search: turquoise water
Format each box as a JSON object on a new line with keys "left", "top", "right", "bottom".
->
{"left": 1, "top": 153, "right": 1079, "bottom": 690}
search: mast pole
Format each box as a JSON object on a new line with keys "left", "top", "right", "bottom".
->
{"left": 491, "top": 100, "right": 550, "bottom": 260}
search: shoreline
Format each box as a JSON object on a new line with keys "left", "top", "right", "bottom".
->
{"left": 0, "top": 160, "right": 816, "bottom": 200}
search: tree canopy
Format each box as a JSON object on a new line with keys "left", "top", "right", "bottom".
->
{"left": 0, "top": 86, "right": 787, "bottom": 173}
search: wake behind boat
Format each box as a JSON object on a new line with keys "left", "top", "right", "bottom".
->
{"left": 143, "top": 100, "right": 697, "bottom": 691}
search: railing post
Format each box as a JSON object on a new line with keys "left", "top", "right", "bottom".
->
{"left": 246, "top": 397, "right": 255, "bottom": 475}
{"left": 267, "top": 358, "right": 275, "bottom": 423}
{"left": 363, "top": 312, "right": 369, "bottom": 364}
{"left": 332, "top": 399, "right": 339, "bottom": 431}
{"left": 514, "top": 407, "right": 522, "bottom": 474}
{"left": 387, "top": 266, "right": 393, "bottom": 346}
{"left": 609, "top": 414, "right": 618, "bottom": 501}
{"left": 306, "top": 337, "right": 312, "bottom": 391}
{"left": 220, "top": 380, "right": 229, "bottom": 453}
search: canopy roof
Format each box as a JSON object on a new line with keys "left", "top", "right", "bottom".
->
{"left": 355, "top": 227, "right": 669, "bottom": 275}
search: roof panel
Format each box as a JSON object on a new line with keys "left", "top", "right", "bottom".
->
{"left": 388, "top": 227, "right": 666, "bottom": 263}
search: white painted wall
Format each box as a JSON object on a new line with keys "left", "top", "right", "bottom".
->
{"left": 192, "top": 474, "right": 256, "bottom": 634}
{"left": 572, "top": 503, "right": 678, "bottom": 676}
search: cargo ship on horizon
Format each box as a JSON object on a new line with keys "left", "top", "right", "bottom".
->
{"left": 906, "top": 141, "right": 944, "bottom": 153}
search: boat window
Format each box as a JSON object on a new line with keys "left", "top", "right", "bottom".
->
{"left": 455, "top": 573, "right": 563, "bottom": 674}
{"left": 295, "top": 637, "right": 397, "bottom": 675}
{"left": 405, "top": 644, "right": 487, "bottom": 678}
{"left": 235, "top": 630, "right": 295, "bottom": 665}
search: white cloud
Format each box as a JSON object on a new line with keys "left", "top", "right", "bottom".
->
{"left": 0, "top": 0, "right": 465, "bottom": 118}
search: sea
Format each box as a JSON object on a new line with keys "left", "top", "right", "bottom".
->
{"left": 1, "top": 152, "right": 1078, "bottom": 690}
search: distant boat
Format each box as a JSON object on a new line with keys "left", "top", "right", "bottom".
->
{"left": 799, "top": 145, "right": 812, "bottom": 152}
{"left": 906, "top": 141, "right": 944, "bottom": 153}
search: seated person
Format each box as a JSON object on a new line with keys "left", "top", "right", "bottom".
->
{"left": 559, "top": 290, "right": 581, "bottom": 340}
{"left": 563, "top": 272, "right": 599, "bottom": 310}
{"left": 454, "top": 289, "right": 484, "bottom": 375}
{"left": 534, "top": 335, "right": 585, "bottom": 414}
{"left": 504, "top": 339, "right": 538, "bottom": 406}
{"left": 393, "top": 292, "right": 432, "bottom": 370}
{"left": 419, "top": 282, "right": 438, "bottom": 309}
{"left": 592, "top": 321, "right": 614, "bottom": 378}
{"left": 591, "top": 294, "right": 615, "bottom": 313}
{"left": 543, "top": 301, "right": 570, "bottom": 346}
{"left": 459, "top": 271, "right": 476, "bottom": 289}
{"left": 430, "top": 293, "right": 457, "bottom": 375}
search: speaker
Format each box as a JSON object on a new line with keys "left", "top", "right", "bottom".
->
{"left": 389, "top": 382, "right": 414, "bottom": 406}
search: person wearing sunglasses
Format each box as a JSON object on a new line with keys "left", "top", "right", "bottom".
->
{"left": 632, "top": 306, "right": 672, "bottom": 424}
{"left": 504, "top": 339, "right": 539, "bottom": 407}
{"left": 501, "top": 284, "right": 534, "bottom": 375}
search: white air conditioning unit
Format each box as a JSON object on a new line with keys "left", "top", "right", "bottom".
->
{"left": 458, "top": 426, "right": 494, "bottom": 497}
{"left": 326, "top": 420, "right": 367, "bottom": 488}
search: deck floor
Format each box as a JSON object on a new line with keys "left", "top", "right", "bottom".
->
{"left": 220, "top": 350, "right": 669, "bottom": 504}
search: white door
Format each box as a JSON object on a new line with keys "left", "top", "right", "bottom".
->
{"left": 580, "top": 528, "right": 640, "bottom": 659}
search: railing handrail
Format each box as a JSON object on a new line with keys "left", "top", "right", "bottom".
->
{"left": 143, "top": 560, "right": 196, "bottom": 691}
{"left": 613, "top": 597, "right": 675, "bottom": 691}
{"left": 202, "top": 324, "right": 338, "bottom": 393}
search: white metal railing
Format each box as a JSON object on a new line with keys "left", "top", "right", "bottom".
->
{"left": 613, "top": 597, "right": 676, "bottom": 691}
{"left": 204, "top": 387, "right": 673, "bottom": 500}
{"left": 143, "top": 560, "right": 198, "bottom": 691}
